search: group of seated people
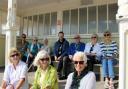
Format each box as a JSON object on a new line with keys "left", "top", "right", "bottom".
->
{"left": 17, "top": 34, "right": 50, "bottom": 71}
{"left": 0, "top": 30, "right": 118, "bottom": 89}
{"left": 53, "top": 31, "right": 118, "bottom": 89}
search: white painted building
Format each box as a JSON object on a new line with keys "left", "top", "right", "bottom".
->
{"left": 1, "top": 0, "right": 128, "bottom": 89}
{"left": 0, "top": 0, "right": 118, "bottom": 37}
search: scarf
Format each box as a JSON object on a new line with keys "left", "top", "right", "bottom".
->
{"left": 70, "top": 67, "right": 88, "bottom": 89}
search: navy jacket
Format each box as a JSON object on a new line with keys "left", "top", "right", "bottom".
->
{"left": 54, "top": 38, "right": 69, "bottom": 58}
{"left": 69, "top": 42, "right": 85, "bottom": 55}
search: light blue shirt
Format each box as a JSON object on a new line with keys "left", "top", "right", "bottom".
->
{"left": 84, "top": 42, "right": 101, "bottom": 57}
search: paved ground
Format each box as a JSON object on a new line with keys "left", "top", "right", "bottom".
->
{"left": 0, "top": 67, "right": 118, "bottom": 89}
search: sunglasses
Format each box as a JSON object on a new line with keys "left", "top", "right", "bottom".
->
{"left": 104, "top": 34, "right": 110, "bottom": 37}
{"left": 33, "top": 40, "right": 37, "bottom": 41}
{"left": 74, "top": 37, "right": 80, "bottom": 39}
{"left": 74, "top": 61, "right": 84, "bottom": 65}
{"left": 10, "top": 53, "right": 19, "bottom": 57}
{"left": 22, "top": 37, "right": 26, "bottom": 38}
{"left": 91, "top": 37, "right": 97, "bottom": 39}
{"left": 40, "top": 58, "right": 49, "bottom": 62}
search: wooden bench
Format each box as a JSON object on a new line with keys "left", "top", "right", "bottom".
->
{"left": 94, "top": 64, "right": 119, "bottom": 81}
{"left": 52, "top": 61, "right": 119, "bottom": 81}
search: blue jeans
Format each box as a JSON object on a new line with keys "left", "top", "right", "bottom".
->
{"left": 102, "top": 58, "right": 116, "bottom": 79}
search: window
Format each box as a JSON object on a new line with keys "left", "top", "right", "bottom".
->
{"left": 33, "top": 15, "right": 38, "bottom": 36}
{"left": 98, "top": 5, "right": 107, "bottom": 33}
{"left": 63, "top": 10, "right": 70, "bottom": 35}
{"left": 22, "top": 4, "right": 118, "bottom": 37}
{"left": 23, "top": 17, "right": 28, "bottom": 35}
{"left": 38, "top": 14, "right": 44, "bottom": 36}
{"left": 88, "top": 6, "right": 97, "bottom": 34}
{"left": 79, "top": 7, "right": 87, "bottom": 34}
{"left": 28, "top": 16, "right": 32, "bottom": 36}
{"left": 44, "top": 13, "right": 50, "bottom": 36}
{"left": 71, "top": 9, "right": 78, "bottom": 34}
{"left": 108, "top": 4, "right": 118, "bottom": 33}
{"left": 51, "top": 12, "right": 57, "bottom": 35}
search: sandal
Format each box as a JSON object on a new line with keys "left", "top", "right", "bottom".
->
{"left": 109, "top": 81, "right": 114, "bottom": 89}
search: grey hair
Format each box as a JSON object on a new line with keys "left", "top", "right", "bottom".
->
{"left": 73, "top": 52, "right": 87, "bottom": 64}
{"left": 33, "top": 50, "right": 51, "bottom": 66}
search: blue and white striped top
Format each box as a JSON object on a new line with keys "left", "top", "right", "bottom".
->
{"left": 100, "top": 41, "right": 118, "bottom": 57}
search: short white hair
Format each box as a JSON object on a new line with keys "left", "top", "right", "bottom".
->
{"left": 73, "top": 52, "right": 87, "bottom": 64}
{"left": 33, "top": 50, "right": 51, "bottom": 66}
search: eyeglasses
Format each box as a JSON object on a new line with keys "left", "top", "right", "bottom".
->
{"left": 91, "top": 36, "right": 97, "bottom": 39}
{"left": 104, "top": 34, "right": 110, "bottom": 37}
{"left": 22, "top": 37, "right": 26, "bottom": 38}
{"left": 40, "top": 58, "right": 49, "bottom": 62}
{"left": 33, "top": 40, "right": 37, "bottom": 41}
{"left": 10, "top": 53, "right": 19, "bottom": 57}
{"left": 74, "top": 61, "right": 84, "bottom": 65}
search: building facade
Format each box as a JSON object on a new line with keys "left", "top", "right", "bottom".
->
{"left": 0, "top": 0, "right": 118, "bottom": 66}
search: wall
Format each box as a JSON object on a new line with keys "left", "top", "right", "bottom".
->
{"left": 0, "top": 35, "right": 5, "bottom": 66}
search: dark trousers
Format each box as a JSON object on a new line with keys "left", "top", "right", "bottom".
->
{"left": 87, "top": 59, "right": 95, "bottom": 71}
{"left": 57, "top": 56, "right": 71, "bottom": 77}
{"left": 21, "top": 55, "right": 27, "bottom": 63}
{"left": 27, "top": 56, "right": 36, "bottom": 72}
{"left": 87, "top": 55, "right": 96, "bottom": 71}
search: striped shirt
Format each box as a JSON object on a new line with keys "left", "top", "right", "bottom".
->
{"left": 100, "top": 41, "right": 118, "bottom": 57}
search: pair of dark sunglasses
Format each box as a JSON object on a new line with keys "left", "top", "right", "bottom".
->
{"left": 91, "top": 36, "right": 97, "bottom": 39}
{"left": 40, "top": 58, "right": 49, "bottom": 62}
{"left": 74, "top": 61, "right": 84, "bottom": 65}
{"left": 33, "top": 40, "right": 38, "bottom": 41}
{"left": 104, "top": 34, "right": 110, "bottom": 37}
{"left": 22, "top": 36, "right": 26, "bottom": 38}
{"left": 10, "top": 53, "right": 19, "bottom": 57}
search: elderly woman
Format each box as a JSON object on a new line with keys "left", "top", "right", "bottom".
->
{"left": 1, "top": 48, "right": 29, "bottom": 89}
{"left": 30, "top": 50, "right": 58, "bottom": 89}
{"left": 84, "top": 33, "right": 101, "bottom": 71}
{"left": 100, "top": 31, "right": 118, "bottom": 89}
{"left": 41, "top": 38, "right": 50, "bottom": 54}
{"left": 65, "top": 52, "right": 96, "bottom": 89}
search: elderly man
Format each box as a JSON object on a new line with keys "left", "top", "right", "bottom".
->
{"left": 54, "top": 31, "right": 69, "bottom": 80}
{"left": 69, "top": 34, "right": 85, "bottom": 60}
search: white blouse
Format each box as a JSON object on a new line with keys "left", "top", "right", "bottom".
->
{"left": 3, "top": 61, "right": 29, "bottom": 89}
{"left": 65, "top": 71, "right": 96, "bottom": 89}
{"left": 84, "top": 43, "right": 101, "bottom": 57}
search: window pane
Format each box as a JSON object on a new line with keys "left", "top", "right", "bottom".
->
{"left": 44, "top": 13, "right": 50, "bottom": 36}
{"left": 79, "top": 8, "right": 87, "bottom": 34}
{"left": 88, "top": 6, "right": 96, "bottom": 34}
{"left": 23, "top": 17, "right": 28, "bottom": 35}
{"left": 108, "top": 4, "right": 118, "bottom": 33}
{"left": 28, "top": 16, "right": 32, "bottom": 36}
{"left": 63, "top": 10, "right": 70, "bottom": 35}
{"left": 38, "top": 15, "right": 44, "bottom": 36}
{"left": 33, "top": 15, "right": 38, "bottom": 36}
{"left": 51, "top": 12, "right": 57, "bottom": 35}
{"left": 98, "top": 5, "right": 107, "bottom": 33}
{"left": 71, "top": 9, "right": 78, "bottom": 34}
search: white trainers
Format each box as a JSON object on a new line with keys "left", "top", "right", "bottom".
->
{"left": 104, "top": 80, "right": 109, "bottom": 88}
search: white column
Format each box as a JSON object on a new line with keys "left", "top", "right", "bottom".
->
{"left": 116, "top": 0, "right": 128, "bottom": 89}
{"left": 2, "top": 0, "right": 18, "bottom": 66}
{"left": 57, "top": 11, "right": 63, "bottom": 34}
